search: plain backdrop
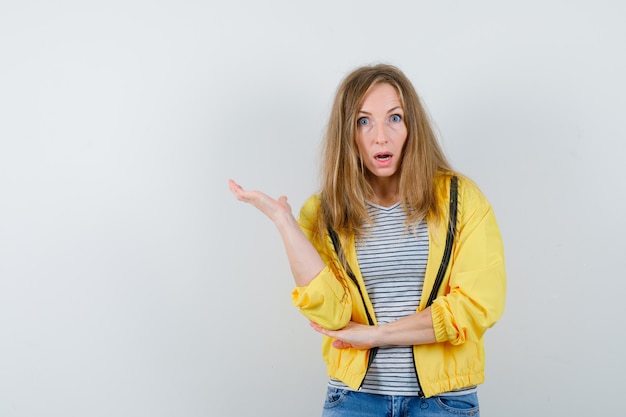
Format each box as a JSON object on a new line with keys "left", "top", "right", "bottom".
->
{"left": 1, "top": 1, "right": 625, "bottom": 416}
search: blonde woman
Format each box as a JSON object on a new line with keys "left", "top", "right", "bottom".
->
{"left": 229, "top": 64, "right": 506, "bottom": 417}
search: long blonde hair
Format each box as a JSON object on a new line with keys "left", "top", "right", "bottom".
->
{"left": 317, "top": 64, "right": 453, "bottom": 238}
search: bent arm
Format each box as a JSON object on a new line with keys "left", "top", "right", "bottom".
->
{"left": 231, "top": 181, "right": 353, "bottom": 329}
{"left": 310, "top": 308, "right": 436, "bottom": 350}
{"left": 430, "top": 179, "right": 506, "bottom": 345}
{"left": 228, "top": 179, "right": 324, "bottom": 286}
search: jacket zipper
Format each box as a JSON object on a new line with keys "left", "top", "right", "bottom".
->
{"left": 346, "top": 266, "right": 378, "bottom": 390}
{"left": 412, "top": 349, "right": 426, "bottom": 398}
{"left": 327, "top": 227, "right": 381, "bottom": 390}
{"left": 413, "top": 175, "right": 459, "bottom": 398}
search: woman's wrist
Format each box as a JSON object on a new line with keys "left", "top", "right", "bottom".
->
{"left": 373, "top": 323, "right": 390, "bottom": 348}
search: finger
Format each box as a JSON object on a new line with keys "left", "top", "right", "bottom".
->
{"left": 332, "top": 340, "right": 353, "bottom": 349}
{"left": 228, "top": 179, "right": 245, "bottom": 197}
{"left": 309, "top": 322, "right": 335, "bottom": 338}
{"left": 228, "top": 180, "right": 259, "bottom": 204}
{"left": 277, "top": 195, "right": 292, "bottom": 210}
{"left": 309, "top": 321, "right": 325, "bottom": 333}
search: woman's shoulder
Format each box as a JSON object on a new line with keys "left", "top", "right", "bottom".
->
{"left": 434, "top": 171, "right": 490, "bottom": 207}
{"left": 435, "top": 170, "right": 482, "bottom": 192}
{"left": 300, "top": 193, "right": 321, "bottom": 213}
{"left": 298, "top": 194, "right": 322, "bottom": 228}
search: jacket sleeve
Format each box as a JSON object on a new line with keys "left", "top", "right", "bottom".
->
{"left": 431, "top": 178, "right": 506, "bottom": 345}
{"left": 290, "top": 195, "right": 353, "bottom": 330}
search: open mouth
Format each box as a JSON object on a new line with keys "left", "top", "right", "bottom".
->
{"left": 375, "top": 153, "right": 392, "bottom": 161}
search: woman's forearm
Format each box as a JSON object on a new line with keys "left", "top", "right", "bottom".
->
{"left": 374, "top": 308, "right": 437, "bottom": 347}
{"left": 274, "top": 213, "right": 325, "bottom": 287}
{"left": 311, "top": 308, "right": 437, "bottom": 350}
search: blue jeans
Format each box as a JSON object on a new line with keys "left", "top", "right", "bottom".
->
{"left": 321, "top": 387, "right": 479, "bottom": 417}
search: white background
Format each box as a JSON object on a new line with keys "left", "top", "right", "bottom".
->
{"left": 1, "top": 1, "right": 625, "bottom": 416}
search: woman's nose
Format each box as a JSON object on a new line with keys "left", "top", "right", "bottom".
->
{"left": 374, "top": 123, "right": 388, "bottom": 143}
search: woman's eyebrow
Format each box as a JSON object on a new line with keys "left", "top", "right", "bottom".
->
{"left": 358, "top": 106, "right": 403, "bottom": 115}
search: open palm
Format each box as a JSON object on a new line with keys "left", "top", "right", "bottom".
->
{"left": 228, "top": 179, "right": 293, "bottom": 223}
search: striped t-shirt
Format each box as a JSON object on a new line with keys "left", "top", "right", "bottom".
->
{"left": 330, "top": 201, "right": 428, "bottom": 395}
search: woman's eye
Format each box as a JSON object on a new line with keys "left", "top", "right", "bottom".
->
{"left": 357, "top": 117, "right": 370, "bottom": 126}
{"left": 390, "top": 114, "right": 402, "bottom": 123}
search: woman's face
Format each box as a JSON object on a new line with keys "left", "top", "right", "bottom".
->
{"left": 355, "top": 82, "right": 408, "bottom": 182}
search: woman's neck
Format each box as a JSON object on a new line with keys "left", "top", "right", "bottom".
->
{"left": 369, "top": 177, "right": 400, "bottom": 207}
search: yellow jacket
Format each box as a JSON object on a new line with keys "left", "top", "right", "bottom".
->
{"left": 292, "top": 173, "right": 506, "bottom": 397}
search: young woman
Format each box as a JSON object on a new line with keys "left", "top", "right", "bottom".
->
{"left": 229, "top": 64, "right": 506, "bottom": 416}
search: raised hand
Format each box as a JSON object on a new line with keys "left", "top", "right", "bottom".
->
{"left": 228, "top": 179, "right": 326, "bottom": 286}
{"left": 228, "top": 179, "right": 294, "bottom": 224}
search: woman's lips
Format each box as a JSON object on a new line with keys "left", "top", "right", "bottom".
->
{"left": 374, "top": 152, "right": 393, "bottom": 166}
